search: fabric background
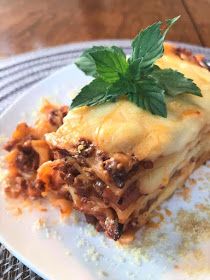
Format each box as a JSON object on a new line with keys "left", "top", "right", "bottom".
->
{"left": 0, "top": 40, "right": 210, "bottom": 280}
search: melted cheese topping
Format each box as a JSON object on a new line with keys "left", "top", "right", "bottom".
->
{"left": 46, "top": 48, "right": 210, "bottom": 160}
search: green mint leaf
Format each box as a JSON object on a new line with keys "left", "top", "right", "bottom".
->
{"left": 107, "top": 77, "right": 136, "bottom": 96}
{"left": 110, "top": 46, "right": 127, "bottom": 59}
{"left": 75, "top": 54, "right": 96, "bottom": 77}
{"left": 131, "top": 16, "right": 179, "bottom": 69}
{"left": 150, "top": 68, "right": 202, "bottom": 97}
{"left": 71, "top": 76, "right": 137, "bottom": 109}
{"left": 75, "top": 46, "right": 109, "bottom": 77}
{"left": 71, "top": 78, "right": 111, "bottom": 108}
{"left": 90, "top": 48, "right": 128, "bottom": 83}
{"left": 75, "top": 46, "right": 128, "bottom": 82}
{"left": 128, "top": 79, "right": 167, "bottom": 117}
{"left": 83, "top": 46, "right": 109, "bottom": 55}
{"left": 164, "top": 16, "right": 181, "bottom": 36}
{"left": 127, "top": 58, "right": 142, "bottom": 81}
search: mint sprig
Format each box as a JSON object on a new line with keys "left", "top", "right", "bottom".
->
{"left": 149, "top": 66, "right": 202, "bottom": 97}
{"left": 70, "top": 78, "right": 110, "bottom": 107}
{"left": 72, "top": 16, "right": 202, "bottom": 117}
{"left": 128, "top": 79, "right": 167, "bottom": 117}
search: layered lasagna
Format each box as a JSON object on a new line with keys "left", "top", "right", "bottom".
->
{"left": 4, "top": 45, "right": 210, "bottom": 241}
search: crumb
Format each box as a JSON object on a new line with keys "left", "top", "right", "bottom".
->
{"left": 39, "top": 207, "right": 48, "bottom": 212}
{"left": 52, "top": 230, "right": 59, "bottom": 240}
{"left": 33, "top": 218, "right": 46, "bottom": 230}
{"left": 77, "top": 238, "right": 85, "bottom": 248}
{"left": 195, "top": 203, "right": 210, "bottom": 215}
{"left": 84, "top": 224, "right": 97, "bottom": 237}
{"left": 97, "top": 270, "right": 108, "bottom": 278}
{"left": 176, "top": 186, "right": 191, "bottom": 201}
{"left": 174, "top": 264, "right": 179, "bottom": 269}
{"left": 65, "top": 250, "right": 72, "bottom": 256}
{"left": 85, "top": 246, "right": 101, "bottom": 262}
{"left": 187, "top": 178, "right": 196, "bottom": 186}
{"left": 146, "top": 211, "right": 164, "bottom": 228}
{"left": 129, "top": 247, "right": 143, "bottom": 264}
{"left": 12, "top": 207, "right": 22, "bottom": 216}
{"left": 174, "top": 248, "right": 210, "bottom": 276}
{"left": 197, "top": 176, "right": 205, "bottom": 182}
{"left": 100, "top": 237, "right": 108, "bottom": 248}
{"left": 175, "top": 209, "right": 210, "bottom": 256}
{"left": 164, "top": 208, "right": 172, "bottom": 216}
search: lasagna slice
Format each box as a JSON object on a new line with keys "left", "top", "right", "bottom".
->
{"left": 41, "top": 45, "right": 210, "bottom": 241}
{"left": 4, "top": 45, "right": 210, "bottom": 241}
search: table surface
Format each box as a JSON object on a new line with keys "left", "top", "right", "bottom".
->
{"left": 0, "top": 0, "right": 209, "bottom": 57}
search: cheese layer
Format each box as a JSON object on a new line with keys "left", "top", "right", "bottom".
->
{"left": 46, "top": 49, "right": 210, "bottom": 161}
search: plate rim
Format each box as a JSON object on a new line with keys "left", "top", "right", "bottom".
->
{"left": 0, "top": 62, "right": 83, "bottom": 280}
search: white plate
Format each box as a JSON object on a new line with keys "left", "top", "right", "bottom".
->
{"left": 0, "top": 64, "right": 210, "bottom": 280}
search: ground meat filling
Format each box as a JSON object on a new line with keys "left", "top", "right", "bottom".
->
{"left": 104, "top": 159, "right": 128, "bottom": 188}
{"left": 48, "top": 106, "right": 68, "bottom": 127}
{"left": 16, "top": 143, "right": 39, "bottom": 173}
{"left": 76, "top": 138, "right": 95, "bottom": 157}
{"left": 4, "top": 139, "right": 18, "bottom": 152}
{"left": 43, "top": 141, "right": 145, "bottom": 240}
{"left": 52, "top": 148, "right": 71, "bottom": 159}
{"left": 4, "top": 133, "right": 153, "bottom": 240}
{"left": 4, "top": 105, "right": 70, "bottom": 200}
{"left": 140, "top": 160, "right": 154, "bottom": 169}
{"left": 104, "top": 217, "right": 123, "bottom": 241}
{"left": 5, "top": 177, "right": 43, "bottom": 199}
{"left": 84, "top": 214, "right": 104, "bottom": 232}
{"left": 42, "top": 153, "right": 125, "bottom": 240}
{"left": 102, "top": 188, "right": 119, "bottom": 205}
{"left": 92, "top": 179, "right": 106, "bottom": 198}
{"left": 85, "top": 214, "right": 123, "bottom": 240}
{"left": 58, "top": 162, "right": 80, "bottom": 184}
{"left": 27, "top": 180, "right": 44, "bottom": 198}
{"left": 4, "top": 134, "right": 36, "bottom": 153}
{"left": 103, "top": 156, "right": 141, "bottom": 188}
{"left": 117, "top": 183, "right": 140, "bottom": 210}
{"left": 74, "top": 178, "right": 92, "bottom": 197}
